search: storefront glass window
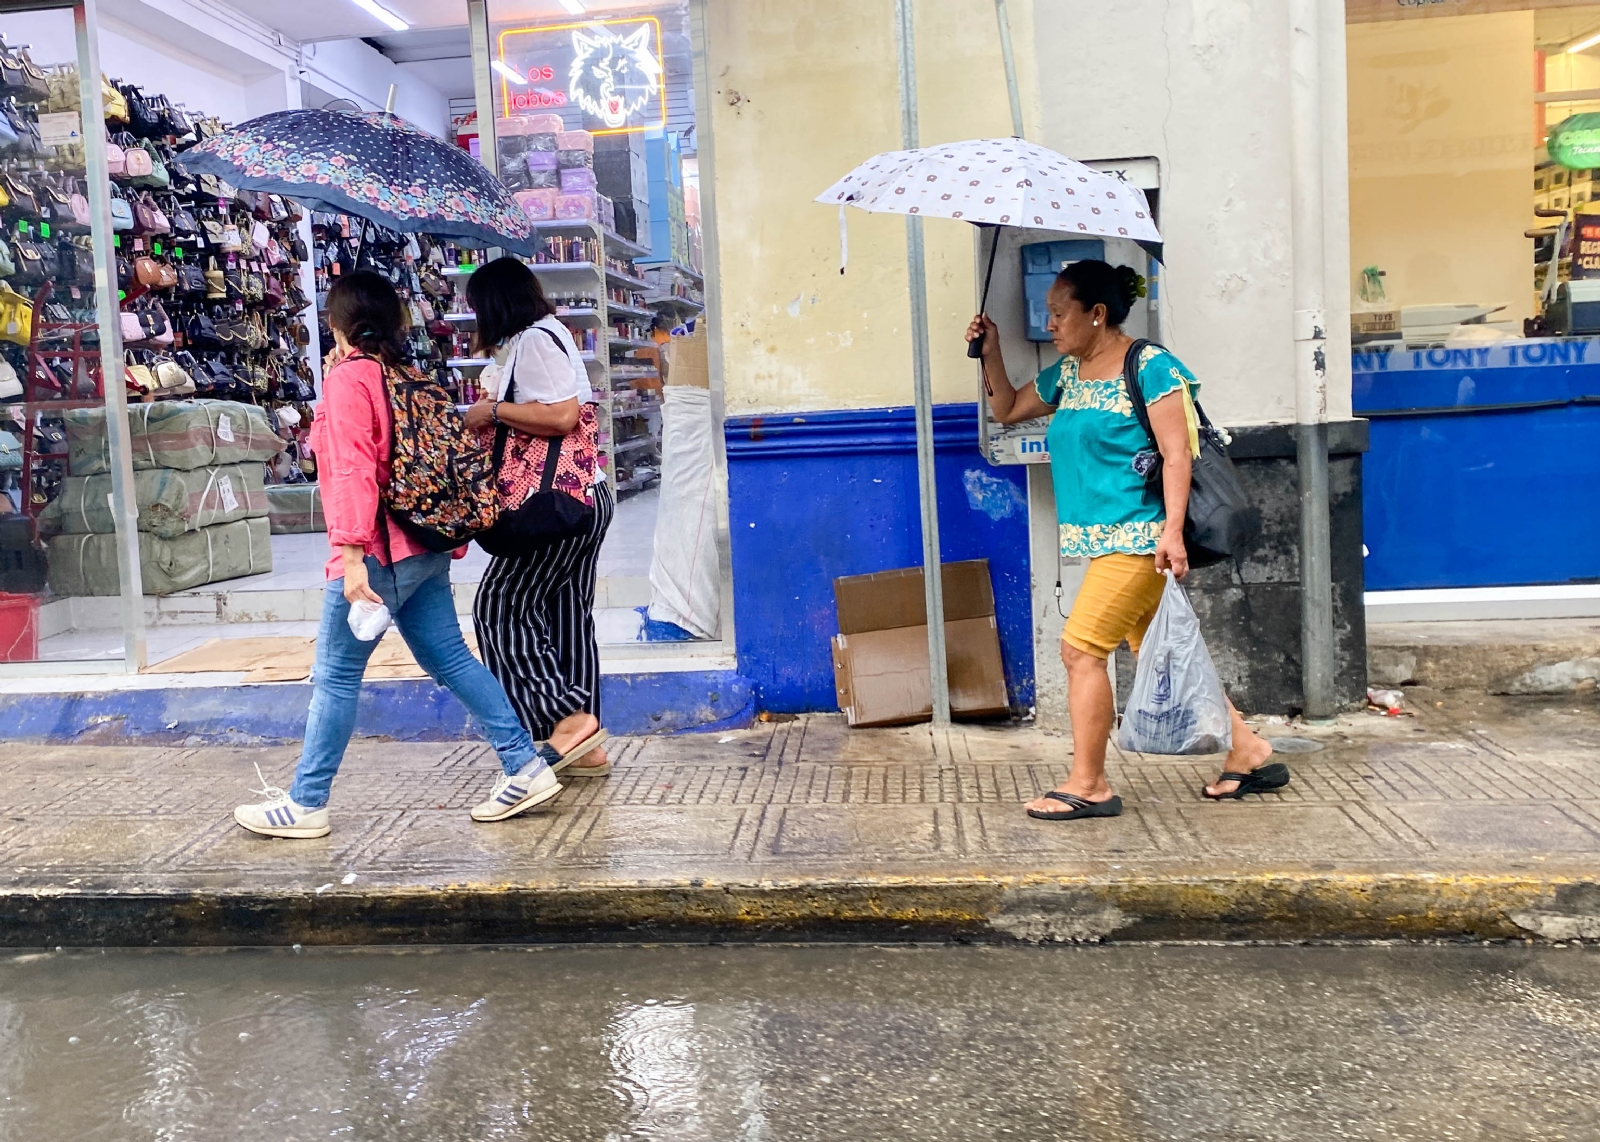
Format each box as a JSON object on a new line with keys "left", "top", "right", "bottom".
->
{"left": 0, "top": 3, "right": 141, "bottom": 671}
{"left": 1347, "top": 0, "right": 1600, "bottom": 343}
{"left": 478, "top": 0, "right": 723, "bottom": 646}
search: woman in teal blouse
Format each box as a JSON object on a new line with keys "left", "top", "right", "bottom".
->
{"left": 972, "top": 260, "right": 1286, "bottom": 820}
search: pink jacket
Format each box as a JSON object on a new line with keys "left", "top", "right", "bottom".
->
{"left": 310, "top": 354, "right": 434, "bottom": 580}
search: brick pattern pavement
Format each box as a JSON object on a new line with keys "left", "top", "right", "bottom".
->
{"left": 4, "top": 692, "right": 1600, "bottom": 895}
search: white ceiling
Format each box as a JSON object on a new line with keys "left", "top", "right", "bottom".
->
{"left": 226, "top": 0, "right": 680, "bottom": 44}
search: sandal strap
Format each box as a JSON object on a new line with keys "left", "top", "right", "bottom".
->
{"left": 1213, "top": 772, "right": 1255, "bottom": 783}
{"left": 1042, "top": 791, "right": 1091, "bottom": 809}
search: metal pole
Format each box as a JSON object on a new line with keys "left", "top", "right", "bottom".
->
{"left": 895, "top": 0, "right": 949, "bottom": 725}
{"left": 467, "top": 0, "right": 498, "bottom": 179}
{"left": 76, "top": 0, "right": 145, "bottom": 672}
{"left": 1290, "top": 0, "right": 1335, "bottom": 719}
{"left": 994, "top": 0, "right": 1025, "bottom": 138}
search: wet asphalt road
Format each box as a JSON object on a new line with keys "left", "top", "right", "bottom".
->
{"left": 1, "top": 943, "right": 1597, "bottom": 1141}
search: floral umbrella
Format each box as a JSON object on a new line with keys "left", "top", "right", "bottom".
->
{"left": 181, "top": 108, "right": 537, "bottom": 255}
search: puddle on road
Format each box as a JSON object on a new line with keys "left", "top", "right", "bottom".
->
{"left": 1, "top": 943, "right": 1597, "bottom": 1140}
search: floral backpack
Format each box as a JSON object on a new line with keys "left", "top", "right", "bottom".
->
{"left": 475, "top": 326, "right": 600, "bottom": 557}
{"left": 371, "top": 355, "right": 500, "bottom": 551}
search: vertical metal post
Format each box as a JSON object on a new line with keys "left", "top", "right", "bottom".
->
{"left": 690, "top": 0, "right": 737, "bottom": 650}
{"left": 75, "top": 0, "right": 144, "bottom": 671}
{"left": 1290, "top": 0, "right": 1335, "bottom": 718}
{"left": 467, "top": 0, "right": 498, "bottom": 180}
{"left": 994, "top": 0, "right": 1025, "bottom": 138}
{"left": 895, "top": 0, "right": 949, "bottom": 725}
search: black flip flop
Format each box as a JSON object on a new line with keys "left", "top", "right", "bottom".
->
{"left": 1202, "top": 761, "right": 1291, "bottom": 801}
{"left": 1027, "top": 792, "right": 1124, "bottom": 821}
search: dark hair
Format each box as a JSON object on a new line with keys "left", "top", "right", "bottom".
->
{"left": 1053, "top": 260, "right": 1142, "bottom": 328}
{"left": 325, "top": 270, "right": 408, "bottom": 369}
{"left": 467, "top": 256, "right": 553, "bottom": 351}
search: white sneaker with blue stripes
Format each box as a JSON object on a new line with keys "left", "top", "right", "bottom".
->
{"left": 233, "top": 765, "right": 331, "bottom": 839}
{"left": 471, "top": 759, "right": 561, "bottom": 823}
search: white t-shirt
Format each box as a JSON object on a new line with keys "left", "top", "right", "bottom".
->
{"left": 486, "top": 315, "right": 593, "bottom": 405}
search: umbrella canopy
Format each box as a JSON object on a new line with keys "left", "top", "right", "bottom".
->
{"left": 182, "top": 109, "right": 536, "bottom": 255}
{"left": 816, "top": 137, "right": 1162, "bottom": 259}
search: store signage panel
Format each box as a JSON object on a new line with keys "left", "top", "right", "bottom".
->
{"left": 1351, "top": 338, "right": 1600, "bottom": 374}
{"left": 498, "top": 17, "right": 666, "bottom": 136}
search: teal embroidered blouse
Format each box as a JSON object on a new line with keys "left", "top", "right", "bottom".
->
{"left": 1035, "top": 344, "right": 1198, "bottom": 559}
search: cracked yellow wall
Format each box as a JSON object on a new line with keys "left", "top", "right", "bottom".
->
{"left": 704, "top": 0, "right": 1038, "bottom": 415}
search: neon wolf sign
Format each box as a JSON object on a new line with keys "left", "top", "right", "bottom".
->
{"left": 497, "top": 18, "right": 665, "bottom": 135}
{"left": 568, "top": 23, "right": 662, "bottom": 131}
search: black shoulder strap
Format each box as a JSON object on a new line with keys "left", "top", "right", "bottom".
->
{"left": 1120, "top": 337, "right": 1157, "bottom": 449}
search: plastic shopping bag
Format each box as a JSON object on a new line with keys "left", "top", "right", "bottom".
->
{"left": 1116, "top": 572, "right": 1233, "bottom": 755}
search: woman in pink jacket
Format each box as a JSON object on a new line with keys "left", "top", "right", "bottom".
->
{"left": 233, "top": 272, "right": 559, "bottom": 838}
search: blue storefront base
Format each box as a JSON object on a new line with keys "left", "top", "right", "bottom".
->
{"left": 725, "top": 403, "right": 1033, "bottom": 715}
{"left": 1354, "top": 338, "right": 1600, "bottom": 590}
{"left": 0, "top": 671, "right": 755, "bottom": 745}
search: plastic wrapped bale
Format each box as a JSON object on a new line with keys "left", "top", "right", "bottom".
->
{"left": 65, "top": 400, "right": 282, "bottom": 475}
{"left": 266, "top": 483, "right": 325, "bottom": 534}
{"left": 47, "top": 516, "right": 272, "bottom": 596}
{"left": 40, "top": 464, "right": 268, "bottom": 539}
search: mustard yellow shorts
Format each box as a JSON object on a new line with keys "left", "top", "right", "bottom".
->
{"left": 1062, "top": 553, "right": 1166, "bottom": 660}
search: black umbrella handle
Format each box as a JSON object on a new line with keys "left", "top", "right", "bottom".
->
{"left": 967, "top": 226, "right": 1001, "bottom": 359}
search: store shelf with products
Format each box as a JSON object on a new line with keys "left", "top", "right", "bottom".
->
{"left": 1, "top": 49, "right": 321, "bottom": 610}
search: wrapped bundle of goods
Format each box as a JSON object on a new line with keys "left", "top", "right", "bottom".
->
{"left": 555, "top": 192, "right": 597, "bottom": 220}
{"left": 557, "top": 130, "right": 594, "bottom": 170}
{"left": 266, "top": 483, "right": 325, "bottom": 534}
{"left": 48, "top": 517, "right": 272, "bottom": 597}
{"left": 560, "top": 167, "right": 597, "bottom": 193}
{"left": 66, "top": 400, "right": 281, "bottom": 475}
{"left": 41, "top": 464, "right": 268, "bottom": 540}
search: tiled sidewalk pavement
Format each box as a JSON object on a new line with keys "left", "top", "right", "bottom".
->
{"left": 4, "top": 689, "right": 1600, "bottom": 944}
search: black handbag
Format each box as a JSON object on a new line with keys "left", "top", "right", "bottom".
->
{"left": 0, "top": 46, "right": 48, "bottom": 104}
{"left": 1120, "top": 339, "right": 1261, "bottom": 569}
{"left": 476, "top": 329, "right": 595, "bottom": 557}
{"left": 120, "top": 83, "right": 160, "bottom": 138}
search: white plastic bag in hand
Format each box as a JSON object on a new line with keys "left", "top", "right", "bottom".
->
{"left": 1116, "top": 572, "right": 1232, "bottom": 755}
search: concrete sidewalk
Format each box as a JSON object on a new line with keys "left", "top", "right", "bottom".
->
{"left": 4, "top": 690, "right": 1600, "bottom": 946}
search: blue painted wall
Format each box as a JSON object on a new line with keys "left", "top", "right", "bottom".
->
{"left": 1353, "top": 338, "right": 1600, "bottom": 590}
{"left": 0, "top": 671, "right": 755, "bottom": 745}
{"left": 725, "top": 403, "right": 1033, "bottom": 714}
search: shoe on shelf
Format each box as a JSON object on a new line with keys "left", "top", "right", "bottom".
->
{"left": 233, "top": 764, "right": 330, "bottom": 839}
{"left": 471, "top": 760, "right": 561, "bottom": 823}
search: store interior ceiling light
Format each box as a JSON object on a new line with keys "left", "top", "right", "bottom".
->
{"left": 559, "top": 0, "right": 587, "bottom": 13}
{"left": 1568, "top": 29, "right": 1600, "bottom": 54}
{"left": 347, "top": 0, "right": 410, "bottom": 32}
{"left": 491, "top": 60, "right": 527, "bottom": 85}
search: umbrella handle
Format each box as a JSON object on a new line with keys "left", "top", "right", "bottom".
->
{"left": 967, "top": 226, "right": 1001, "bottom": 359}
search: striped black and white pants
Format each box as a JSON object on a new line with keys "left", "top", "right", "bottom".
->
{"left": 473, "top": 481, "right": 615, "bottom": 741}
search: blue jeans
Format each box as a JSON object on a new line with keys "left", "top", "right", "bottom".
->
{"left": 289, "top": 552, "right": 538, "bottom": 809}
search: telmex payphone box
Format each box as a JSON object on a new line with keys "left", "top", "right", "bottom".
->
{"left": 979, "top": 157, "right": 1161, "bottom": 467}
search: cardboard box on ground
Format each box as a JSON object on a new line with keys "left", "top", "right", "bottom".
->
{"left": 831, "top": 559, "right": 1010, "bottom": 728}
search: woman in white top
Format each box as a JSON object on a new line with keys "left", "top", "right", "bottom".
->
{"left": 463, "top": 257, "right": 613, "bottom": 778}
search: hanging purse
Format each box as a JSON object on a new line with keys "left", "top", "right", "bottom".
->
{"left": 2, "top": 174, "right": 38, "bottom": 220}
{"left": 1119, "top": 339, "right": 1262, "bottom": 569}
{"left": 117, "top": 133, "right": 151, "bottom": 178}
{"left": 0, "top": 240, "right": 13, "bottom": 279}
{"left": 0, "top": 282, "right": 32, "bottom": 344}
{"left": 67, "top": 182, "right": 91, "bottom": 232}
{"left": 178, "top": 261, "right": 206, "bottom": 295}
{"left": 105, "top": 133, "right": 126, "bottom": 177}
{"left": 101, "top": 75, "right": 128, "bottom": 125}
{"left": 8, "top": 238, "right": 45, "bottom": 287}
{"left": 120, "top": 310, "right": 144, "bottom": 344}
{"left": 263, "top": 272, "right": 285, "bottom": 308}
{"left": 125, "top": 352, "right": 156, "bottom": 394}
{"left": 0, "top": 46, "right": 48, "bottom": 104}
{"left": 132, "top": 141, "right": 169, "bottom": 189}
{"left": 109, "top": 192, "right": 133, "bottom": 232}
{"left": 63, "top": 237, "right": 95, "bottom": 288}
{"left": 120, "top": 83, "right": 159, "bottom": 138}
{"left": 203, "top": 258, "right": 225, "bottom": 299}
{"left": 139, "top": 192, "right": 170, "bottom": 235}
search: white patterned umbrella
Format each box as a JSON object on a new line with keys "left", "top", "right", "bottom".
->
{"left": 816, "top": 137, "right": 1162, "bottom": 258}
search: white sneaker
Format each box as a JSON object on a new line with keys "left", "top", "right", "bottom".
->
{"left": 471, "top": 760, "right": 561, "bottom": 822}
{"left": 233, "top": 764, "right": 331, "bottom": 839}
